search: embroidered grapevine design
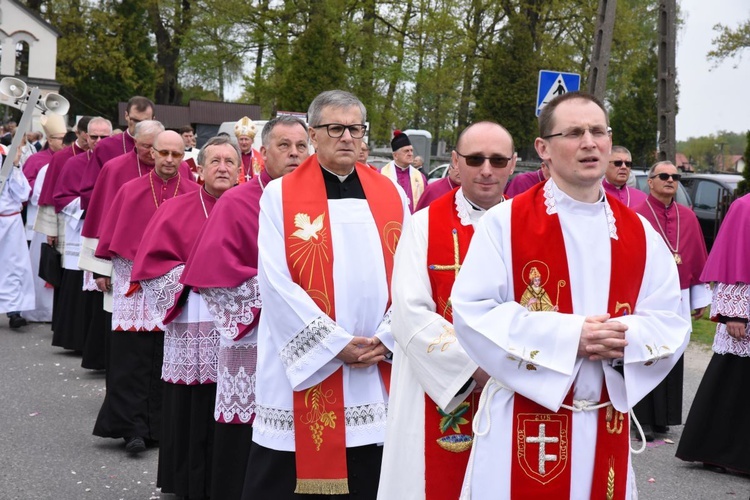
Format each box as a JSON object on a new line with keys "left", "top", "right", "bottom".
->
{"left": 300, "top": 384, "right": 337, "bottom": 451}
{"left": 438, "top": 402, "right": 470, "bottom": 434}
{"left": 506, "top": 347, "right": 540, "bottom": 370}
{"left": 427, "top": 324, "right": 457, "bottom": 353}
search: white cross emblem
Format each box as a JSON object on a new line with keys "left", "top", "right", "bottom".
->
{"left": 526, "top": 423, "right": 559, "bottom": 473}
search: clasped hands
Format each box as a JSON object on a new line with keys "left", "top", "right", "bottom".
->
{"left": 336, "top": 336, "right": 390, "bottom": 368}
{"left": 578, "top": 314, "right": 628, "bottom": 361}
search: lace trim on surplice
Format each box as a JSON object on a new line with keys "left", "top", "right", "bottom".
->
{"left": 200, "top": 277, "right": 262, "bottom": 340}
{"left": 279, "top": 315, "right": 337, "bottom": 374}
{"left": 111, "top": 256, "right": 164, "bottom": 331}
{"left": 141, "top": 264, "right": 185, "bottom": 323}
{"left": 711, "top": 282, "right": 750, "bottom": 357}
{"left": 253, "top": 401, "right": 388, "bottom": 440}
{"left": 162, "top": 320, "right": 219, "bottom": 384}
{"left": 215, "top": 342, "right": 257, "bottom": 423}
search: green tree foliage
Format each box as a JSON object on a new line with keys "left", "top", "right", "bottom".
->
{"left": 708, "top": 19, "right": 750, "bottom": 66}
{"left": 609, "top": 49, "right": 658, "bottom": 167}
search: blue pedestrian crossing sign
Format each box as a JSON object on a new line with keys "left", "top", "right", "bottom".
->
{"left": 536, "top": 70, "right": 581, "bottom": 116}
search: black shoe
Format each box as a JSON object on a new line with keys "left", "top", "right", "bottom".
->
{"left": 125, "top": 436, "right": 146, "bottom": 454}
{"left": 639, "top": 424, "right": 655, "bottom": 442}
{"left": 653, "top": 425, "right": 669, "bottom": 433}
{"left": 702, "top": 463, "right": 727, "bottom": 474}
{"left": 8, "top": 315, "right": 27, "bottom": 329}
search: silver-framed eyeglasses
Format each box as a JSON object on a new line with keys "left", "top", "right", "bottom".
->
{"left": 542, "top": 126, "right": 612, "bottom": 140}
{"left": 312, "top": 123, "right": 367, "bottom": 139}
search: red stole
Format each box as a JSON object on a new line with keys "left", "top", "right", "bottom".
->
{"left": 282, "top": 156, "right": 403, "bottom": 494}
{"left": 509, "top": 183, "right": 646, "bottom": 499}
{"left": 424, "top": 188, "right": 477, "bottom": 499}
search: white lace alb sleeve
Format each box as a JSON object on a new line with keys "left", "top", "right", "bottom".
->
{"left": 200, "top": 276, "right": 262, "bottom": 340}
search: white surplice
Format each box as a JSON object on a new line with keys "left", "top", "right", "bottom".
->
{"left": 451, "top": 180, "right": 690, "bottom": 499}
{"left": 25, "top": 166, "right": 53, "bottom": 321}
{"left": 253, "top": 176, "right": 409, "bottom": 452}
{"left": 61, "top": 197, "right": 84, "bottom": 270}
{"left": 379, "top": 189, "right": 489, "bottom": 500}
{"left": 0, "top": 167, "right": 34, "bottom": 314}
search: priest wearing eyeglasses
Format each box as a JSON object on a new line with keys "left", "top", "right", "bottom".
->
{"left": 92, "top": 130, "right": 198, "bottom": 455}
{"left": 242, "top": 90, "right": 409, "bottom": 499}
{"left": 451, "top": 92, "right": 689, "bottom": 499}
{"left": 602, "top": 146, "right": 647, "bottom": 207}
{"left": 632, "top": 161, "right": 710, "bottom": 441}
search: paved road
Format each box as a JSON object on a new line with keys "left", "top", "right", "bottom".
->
{"left": 0, "top": 320, "right": 748, "bottom": 499}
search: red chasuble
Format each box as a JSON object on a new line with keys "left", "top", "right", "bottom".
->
{"left": 425, "top": 188, "right": 477, "bottom": 499}
{"left": 282, "top": 155, "right": 402, "bottom": 494}
{"left": 509, "top": 183, "right": 646, "bottom": 500}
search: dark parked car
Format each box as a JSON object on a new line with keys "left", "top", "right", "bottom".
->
{"left": 679, "top": 173, "right": 743, "bottom": 250}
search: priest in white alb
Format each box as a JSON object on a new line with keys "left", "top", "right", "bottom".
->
{"left": 379, "top": 121, "right": 515, "bottom": 500}
{"left": 451, "top": 92, "right": 690, "bottom": 499}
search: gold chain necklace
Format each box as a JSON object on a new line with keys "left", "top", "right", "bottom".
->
{"left": 645, "top": 198, "right": 681, "bottom": 264}
{"left": 149, "top": 170, "right": 181, "bottom": 209}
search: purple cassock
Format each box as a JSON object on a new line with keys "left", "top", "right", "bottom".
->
{"left": 81, "top": 150, "right": 193, "bottom": 239}
{"left": 415, "top": 177, "right": 458, "bottom": 211}
{"left": 80, "top": 132, "right": 136, "bottom": 210}
{"left": 37, "top": 143, "right": 87, "bottom": 207}
{"left": 22, "top": 149, "right": 54, "bottom": 191}
{"left": 602, "top": 178, "right": 647, "bottom": 208}
{"left": 505, "top": 168, "right": 545, "bottom": 198}
{"left": 634, "top": 194, "right": 708, "bottom": 289}
{"left": 95, "top": 171, "right": 198, "bottom": 262}
{"left": 52, "top": 151, "right": 90, "bottom": 213}
{"left": 700, "top": 193, "right": 750, "bottom": 284}
{"left": 389, "top": 165, "right": 427, "bottom": 213}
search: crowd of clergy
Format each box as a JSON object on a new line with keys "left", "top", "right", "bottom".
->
{"left": 0, "top": 88, "right": 749, "bottom": 499}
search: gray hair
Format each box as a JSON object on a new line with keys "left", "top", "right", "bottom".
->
{"left": 87, "top": 117, "right": 113, "bottom": 133}
{"left": 198, "top": 135, "right": 241, "bottom": 167}
{"left": 134, "top": 120, "right": 165, "bottom": 138}
{"left": 261, "top": 116, "right": 309, "bottom": 147}
{"left": 307, "top": 90, "right": 366, "bottom": 127}
{"left": 612, "top": 145, "right": 631, "bottom": 157}
{"left": 648, "top": 160, "right": 676, "bottom": 176}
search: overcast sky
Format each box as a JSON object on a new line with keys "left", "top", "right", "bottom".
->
{"left": 676, "top": 0, "right": 750, "bottom": 140}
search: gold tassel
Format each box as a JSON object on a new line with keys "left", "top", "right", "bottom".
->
{"left": 295, "top": 478, "right": 350, "bottom": 495}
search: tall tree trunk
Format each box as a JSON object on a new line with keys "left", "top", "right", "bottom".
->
{"left": 379, "top": 0, "right": 414, "bottom": 139}
{"left": 148, "top": 0, "right": 193, "bottom": 105}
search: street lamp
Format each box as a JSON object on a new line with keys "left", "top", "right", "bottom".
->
{"left": 0, "top": 77, "right": 69, "bottom": 193}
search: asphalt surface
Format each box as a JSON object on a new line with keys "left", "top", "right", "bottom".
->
{"left": 0, "top": 319, "right": 748, "bottom": 499}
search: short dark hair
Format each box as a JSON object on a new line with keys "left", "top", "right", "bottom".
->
{"left": 63, "top": 130, "right": 77, "bottom": 146}
{"left": 197, "top": 135, "right": 241, "bottom": 167}
{"left": 76, "top": 116, "right": 93, "bottom": 134}
{"left": 538, "top": 91, "right": 608, "bottom": 138}
{"left": 261, "top": 116, "right": 308, "bottom": 147}
{"left": 126, "top": 96, "right": 155, "bottom": 115}
{"left": 179, "top": 125, "right": 194, "bottom": 135}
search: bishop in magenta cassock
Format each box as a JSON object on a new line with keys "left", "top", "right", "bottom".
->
{"left": 601, "top": 146, "right": 647, "bottom": 208}
{"left": 180, "top": 116, "right": 310, "bottom": 500}
{"left": 633, "top": 161, "right": 710, "bottom": 440}
{"left": 234, "top": 116, "right": 264, "bottom": 183}
{"left": 414, "top": 161, "right": 461, "bottom": 211}
{"left": 380, "top": 130, "right": 426, "bottom": 212}
{"left": 378, "top": 122, "right": 515, "bottom": 500}
{"left": 132, "top": 136, "right": 241, "bottom": 498}
{"left": 91, "top": 130, "right": 197, "bottom": 455}
{"left": 504, "top": 163, "right": 549, "bottom": 198}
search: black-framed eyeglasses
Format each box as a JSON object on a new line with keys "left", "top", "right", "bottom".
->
{"left": 610, "top": 160, "right": 633, "bottom": 168}
{"left": 312, "top": 123, "right": 367, "bottom": 139}
{"left": 650, "top": 173, "right": 681, "bottom": 181}
{"left": 455, "top": 151, "right": 512, "bottom": 168}
{"left": 542, "top": 126, "right": 612, "bottom": 140}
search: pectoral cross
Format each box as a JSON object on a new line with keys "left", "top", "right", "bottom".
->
{"left": 428, "top": 229, "right": 461, "bottom": 277}
{"left": 526, "top": 423, "right": 559, "bottom": 474}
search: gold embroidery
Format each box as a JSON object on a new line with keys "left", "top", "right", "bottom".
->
{"left": 606, "top": 456, "right": 615, "bottom": 500}
{"left": 288, "top": 212, "right": 329, "bottom": 294}
{"left": 506, "top": 347, "right": 540, "bottom": 371}
{"left": 427, "top": 324, "right": 457, "bottom": 353}
{"left": 644, "top": 344, "right": 672, "bottom": 366}
{"left": 614, "top": 301, "right": 632, "bottom": 315}
{"left": 300, "top": 384, "right": 337, "bottom": 451}
{"left": 519, "top": 261, "right": 561, "bottom": 311}
{"left": 428, "top": 229, "right": 461, "bottom": 277}
{"left": 383, "top": 221, "right": 402, "bottom": 255}
{"left": 605, "top": 406, "right": 624, "bottom": 434}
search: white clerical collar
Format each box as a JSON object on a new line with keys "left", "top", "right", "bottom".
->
{"left": 545, "top": 179, "right": 618, "bottom": 239}
{"left": 455, "top": 188, "right": 496, "bottom": 226}
{"left": 320, "top": 163, "right": 354, "bottom": 182}
{"left": 394, "top": 161, "right": 410, "bottom": 171}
